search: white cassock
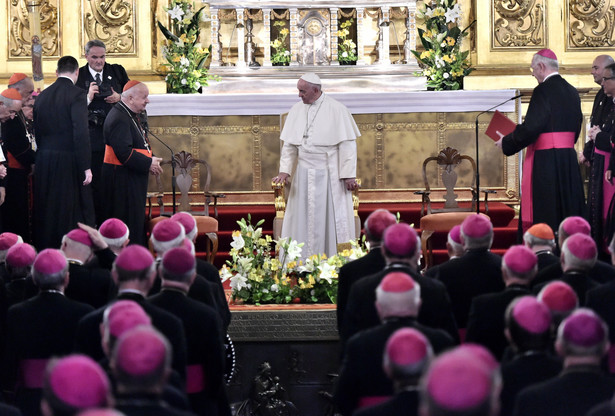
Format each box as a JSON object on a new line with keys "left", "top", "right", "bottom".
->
{"left": 279, "top": 93, "right": 361, "bottom": 259}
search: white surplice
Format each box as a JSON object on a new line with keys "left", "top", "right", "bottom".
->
{"left": 279, "top": 93, "right": 361, "bottom": 259}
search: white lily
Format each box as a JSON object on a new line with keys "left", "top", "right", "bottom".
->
{"left": 285, "top": 240, "right": 303, "bottom": 262}
{"left": 445, "top": 4, "right": 461, "bottom": 23}
{"left": 318, "top": 263, "right": 337, "bottom": 284}
{"left": 219, "top": 265, "right": 233, "bottom": 282}
{"left": 231, "top": 233, "right": 245, "bottom": 250}
{"left": 168, "top": 5, "right": 185, "bottom": 21}
{"left": 230, "top": 273, "right": 248, "bottom": 291}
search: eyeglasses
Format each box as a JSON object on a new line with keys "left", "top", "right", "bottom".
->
{"left": 603, "top": 76, "right": 615, "bottom": 81}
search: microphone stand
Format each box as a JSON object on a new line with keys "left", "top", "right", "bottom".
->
{"left": 474, "top": 93, "right": 523, "bottom": 214}
{"left": 145, "top": 126, "right": 177, "bottom": 215}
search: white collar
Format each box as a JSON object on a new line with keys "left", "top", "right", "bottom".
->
{"left": 88, "top": 66, "right": 103, "bottom": 80}
{"left": 542, "top": 72, "right": 559, "bottom": 82}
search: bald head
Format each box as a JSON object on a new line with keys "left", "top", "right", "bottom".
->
{"left": 592, "top": 55, "right": 614, "bottom": 85}
{"left": 121, "top": 83, "right": 149, "bottom": 114}
{"left": 0, "top": 96, "right": 22, "bottom": 123}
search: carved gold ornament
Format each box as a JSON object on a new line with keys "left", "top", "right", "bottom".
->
{"left": 568, "top": 0, "right": 615, "bottom": 48}
{"left": 9, "top": 0, "right": 59, "bottom": 58}
{"left": 82, "top": 0, "right": 136, "bottom": 54}
{"left": 492, "top": 0, "right": 545, "bottom": 48}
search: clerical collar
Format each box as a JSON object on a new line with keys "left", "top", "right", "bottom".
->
{"left": 543, "top": 72, "right": 559, "bottom": 82}
{"left": 119, "top": 288, "right": 145, "bottom": 297}
{"left": 42, "top": 289, "right": 64, "bottom": 296}
{"left": 67, "top": 258, "right": 84, "bottom": 266}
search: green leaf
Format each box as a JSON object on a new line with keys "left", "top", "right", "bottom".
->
{"left": 157, "top": 20, "right": 180, "bottom": 42}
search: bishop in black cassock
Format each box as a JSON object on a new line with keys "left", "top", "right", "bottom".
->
{"left": 497, "top": 49, "right": 585, "bottom": 234}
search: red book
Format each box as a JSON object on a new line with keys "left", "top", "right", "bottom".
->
{"left": 485, "top": 110, "right": 517, "bottom": 141}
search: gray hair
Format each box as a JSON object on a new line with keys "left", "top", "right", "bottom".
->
{"left": 533, "top": 53, "right": 559, "bottom": 71}
{"left": 85, "top": 39, "right": 106, "bottom": 55}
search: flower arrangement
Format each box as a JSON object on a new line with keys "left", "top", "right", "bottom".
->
{"left": 270, "top": 21, "right": 291, "bottom": 66}
{"left": 411, "top": 0, "right": 475, "bottom": 91}
{"left": 157, "top": 0, "right": 218, "bottom": 93}
{"left": 337, "top": 19, "right": 358, "bottom": 64}
{"left": 220, "top": 216, "right": 366, "bottom": 305}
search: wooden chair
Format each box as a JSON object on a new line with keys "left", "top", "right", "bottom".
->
{"left": 148, "top": 151, "right": 225, "bottom": 263}
{"left": 415, "top": 147, "right": 495, "bottom": 269}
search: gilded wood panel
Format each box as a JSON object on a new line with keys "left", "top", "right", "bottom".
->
{"left": 80, "top": 0, "right": 137, "bottom": 55}
{"left": 8, "top": 0, "right": 60, "bottom": 58}
{"left": 492, "top": 0, "right": 546, "bottom": 49}
{"left": 567, "top": 0, "right": 615, "bottom": 49}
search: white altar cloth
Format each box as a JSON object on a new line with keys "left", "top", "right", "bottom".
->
{"left": 147, "top": 89, "right": 519, "bottom": 117}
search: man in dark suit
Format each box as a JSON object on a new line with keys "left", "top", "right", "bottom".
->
{"left": 76, "top": 40, "right": 129, "bottom": 226}
{"left": 523, "top": 223, "right": 559, "bottom": 271}
{"left": 337, "top": 209, "right": 396, "bottom": 332}
{"left": 342, "top": 223, "right": 458, "bottom": 347}
{"left": 533, "top": 216, "right": 615, "bottom": 286}
{"left": 61, "top": 228, "right": 115, "bottom": 308}
{"left": 513, "top": 309, "right": 615, "bottom": 416}
{"left": 112, "top": 326, "right": 196, "bottom": 416}
{"left": 170, "top": 212, "right": 231, "bottom": 331}
{"left": 495, "top": 49, "right": 585, "bottom": 234}
{"left": 335, "top": 272, "right": 454, "bottom": 416}
{"left": 426, "top": 213, "right": 504, "bottom": 329}
{"left": 33, "top": 56, "right": 94, "bottom": 250}
{"left": 466, "top": 245, "right": 537, "bottom": 360}
{"left": 582, "top": 55, "right": 615, "bottom": 259}
{"left": 2, "top": 249, "right": 94, "bottom": 416}
{"left": 499, "top": 296, "right": 561, "bottom": 416}
{"left": 534, "top": 233, "right": 600, "bottom": 305}
{"left": 353, "top": 328, "right": 432, "bottom": 416}
{"left": 151, "top": 218, "right": 230, "bottom": 330}
{"left": 74, "top": 244, "right": 187, "bottom": 381}
{"left": 149, "top": 247, "right": 230, "bottom": 416}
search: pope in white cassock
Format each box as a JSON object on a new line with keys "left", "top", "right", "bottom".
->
{"left": 273, "top": 73, "right": 361, "bottom": 259}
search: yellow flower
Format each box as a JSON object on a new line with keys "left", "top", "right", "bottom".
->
{"left": 420, "top": 50, "right": 432, "bottom": 59}
{"left": 287, "top": 261, "right": 297, "bottom": 269}
{"left": 433, "top": 7, "right": 445, "bottom": 16}
{"left": 232, "top": 230, "right": 241, "bottom": 238}
{"left": 249, "top": 269, "right": 264, "bottom": 282}
{"left": 192, "top": 69, "right": 201, "bottom": 77}
{"left": 179, "top": 33, "right": 187, "bottom": 42}
{"left": 442, "top": 55, "right": 452, "bottom": 63}
{"left": 280, "top": 28, "right": 289, "bottom": 36}
{"left": 172, "top": 56, "right": 181, "bottom": 63}
{"left": 446, "top": 36, "right": 456, "bottom": 46}
{"left": 271, "top": 39, "right": 281, "bottom": 48}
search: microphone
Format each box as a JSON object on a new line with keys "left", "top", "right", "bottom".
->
{"left": 474, "top": 92, "right": 522, "bottom": 214}
{"left": 143, "top": 119, "right": 177, "bottom": 215}
{"left": 475, "top": 94, "right": 522, "bottom": 120}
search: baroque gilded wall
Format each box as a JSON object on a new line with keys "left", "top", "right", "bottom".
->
{"left": 1, "top": 0, "right": 164, "bottom": 80}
